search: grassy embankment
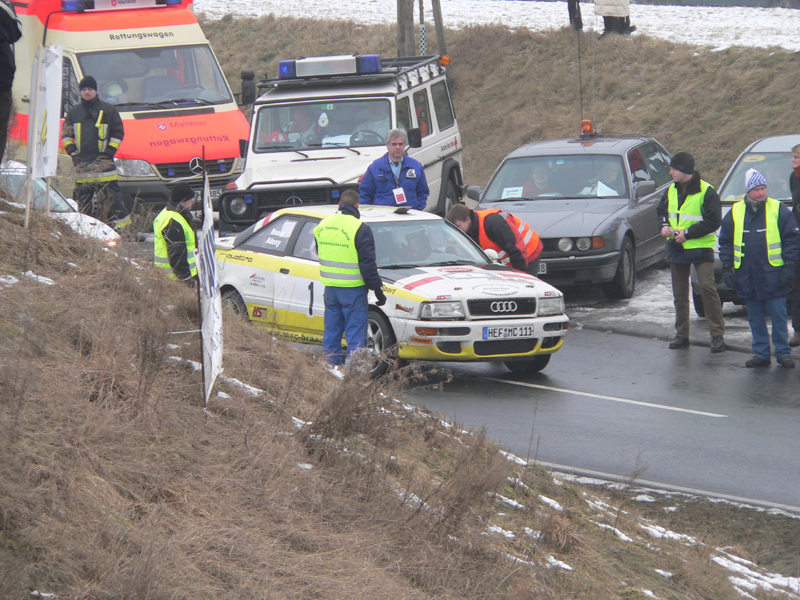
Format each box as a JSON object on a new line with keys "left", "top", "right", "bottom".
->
{"left": 1, "top": 15, "right": 800, "bottom": 600}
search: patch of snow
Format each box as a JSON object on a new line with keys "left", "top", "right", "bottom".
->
{"left": 500, "top": 450, "right": 527, "bottom": 465}
{"left": 591, "top": 521, "right": 633, "bottom": 542}
{"left": 24, "top": 271, "right": 55, "bottom": 285}
{"left": 297, "top": 462, "right": 314, "bottom": 470}
{"left": 654, "top": 569, "right": 673, "bottom": 578}
{"left": 523, "top": 526, "right": 541, "bottom": 540}
{"left": 544, "top": 555, "right": 573, "bottom": 571}
{"left": 634, "top": 494, "right": 658, "bottom": 502}
{"left": 638, "top": 523, "right": 697, "bottom": 545}
{"left": 491, "top": 493, "right": 526, "bottom": 510}
{"left": 0, "top": 274, "right": 19, "bottom": 287}
{"left": 539, "top": 494, "right": 563, "bottom": 511}
{"left": 639, "top": 590, "right": 658, "bottom": 599}
{"left": 486, "top": 524, "right": 516, "bottom": 538}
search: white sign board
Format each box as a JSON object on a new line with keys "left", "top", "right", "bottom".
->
{"left": 27, "top": 44, "right": 63, "bottom": 178}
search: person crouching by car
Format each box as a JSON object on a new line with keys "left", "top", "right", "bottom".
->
{"left": 719, "top": 168, "right": 800, "bottom": 368}
{"left": 154, "top": 182, "right": 198, "bottom": 287}
{"left": 446, "top": 204, "right": 543, "bottom": 275}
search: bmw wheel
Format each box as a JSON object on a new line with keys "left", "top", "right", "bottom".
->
{"left": 602, "top": 237, "right": 635, "bottom": 299}
{"left": 504, "top": 354, "right": 551, "bottom": 374}
{"left": 367, "top": 310, "right": 396, "bottom": 378}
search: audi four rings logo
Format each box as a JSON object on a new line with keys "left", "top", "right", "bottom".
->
{"left": 490, "top": 301, "right": 517, "bottom": 313}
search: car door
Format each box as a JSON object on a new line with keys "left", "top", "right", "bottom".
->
{"left": 627, "top": 141, "right": 670, "bottom": 264}
{"left": 280, "top": 219, "right": 327, "bottom": 337}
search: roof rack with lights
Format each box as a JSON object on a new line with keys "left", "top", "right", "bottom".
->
{"left": 257, "top": 54, "right": 451, "bottom": 94}
{"left": 60, "top": 0, "right": 180, "bottom": 12}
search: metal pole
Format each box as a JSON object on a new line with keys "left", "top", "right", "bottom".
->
{"left": 418, "top": 0, "right": 426, "bottom": 55}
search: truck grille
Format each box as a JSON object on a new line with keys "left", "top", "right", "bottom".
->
{"left": 467, "top": 298, "right": 537, "bottom": 317}
{"left": 154, "top": 159, "right": 236, "bottom": 179}
{"left": 255, "top": 188, "right": 335, "bottom": 210}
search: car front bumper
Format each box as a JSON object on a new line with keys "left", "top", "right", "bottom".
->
{"left": 538, "top": 251, "right": 621, "bottom": 287}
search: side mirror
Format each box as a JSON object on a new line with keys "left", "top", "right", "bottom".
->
{"left": 634, "top": 180, "right": 656, "bottom": 199}
{"left": 407, "top": 128, "right": 422, "bottom": 149}
{"left": 239, "top": 138, "right": 248, "bottom": 158}
{"left": 240, "top": 70, "right": 256, "bottom": 106}
{"left": 466, "top": 185, "right": 482, "bottom": 201}
{"left": 484, "top": 248, "right": 500, "bottom": 262}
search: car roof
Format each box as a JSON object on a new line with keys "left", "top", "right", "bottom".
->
{"left": 504, "top": 135, "right": 657, "bottom": 159}
{"left": 0, "top": 160, "right": 28, "bottom": 175}
{"left": 744, "top": 134, "right": 800, "bottom": 153}
{"left": 272, "top": 205, "right": 443, "bottom": 224}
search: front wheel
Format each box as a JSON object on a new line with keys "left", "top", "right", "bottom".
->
{"left": 504, "top": 354, "right": 551, "bottom": 374}
{"left": 222, "top": 289, "right": 249, "bottom": 320}
{"left": 366, "top": 310, "right": 397, "bottom": 378}
{"left": 602, "top": 237, "right": 635, "bottom": 299}
{"left": 437, "top": 178, "right": 459, "bottom": 216}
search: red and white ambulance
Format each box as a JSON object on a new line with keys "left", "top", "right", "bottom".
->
{"left": 10, "top": 0, "right": 250, "bottom": 212}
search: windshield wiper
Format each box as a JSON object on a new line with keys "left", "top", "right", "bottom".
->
{"left": 380, "top": 263, "right": 423, "bottom": 269}
{"left": 162, "top": 98, "right": 215, "bottom": 106}
{"left": 426, "top": 260, "right": 478, "bottom": 267}
{"left": 321, "top": 142, "right": 360, "bottom": 155}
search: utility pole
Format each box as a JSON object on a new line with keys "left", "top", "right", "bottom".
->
{"left": 396, "top": 0, "right": 414, "bottom": 57}
{"left": 431, "top": 0, "right": 447, "bottom": 56}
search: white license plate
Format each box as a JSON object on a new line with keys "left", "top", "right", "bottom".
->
{"left": 482, "top": 325, "right": 536, "bottom": 340}
{"left": 538, "top": 262, "right": 547, "bottom": 275}
{"left": 210, "top": 188, "right": 223, "bottom": 199}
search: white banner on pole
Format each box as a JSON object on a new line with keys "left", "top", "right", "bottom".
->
{"left": 27, "top": 44, "right": 63, "bottom": 178}
{"left": 196, "top": 169, "right": 223, "bottom": 405}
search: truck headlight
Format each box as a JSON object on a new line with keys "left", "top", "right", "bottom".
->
{"left": 114, "top": 158, "right": 156, "bottom": 178}
{"left": 420, "top": 301, "right": 465, "bottom": 320}
{"left": 230, "top": 196, "right": 248, "bottom": 216}
{"left": 538, "top": 297, "right": 564, "bottom": 316}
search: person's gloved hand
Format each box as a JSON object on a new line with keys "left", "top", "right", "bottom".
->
{"left": 780, "top": 266, "right": 795, "bottom": 288}
{"left": 723, "top": 270, "right": 736, "bottom": 292}
{"left": 374, "top": 288, "right": 387, "bottom": 306}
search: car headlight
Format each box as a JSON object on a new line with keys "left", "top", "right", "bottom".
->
{"left": 230, "top": 196, "right": 249, "bottom": 216}
{"left": 576, "top": 237, "right": 592, "bottom": 251}
{"left": 114, "top": 158, "right": 156, "bottom": 178}
{"left": 557, "top": 238, "right": 573, "bottom": 252}
{"left": 538, "top": 297, "right": 565, "bottom": 316}
{"left": 420, "top": 301, "right": 465, "bottom": 320}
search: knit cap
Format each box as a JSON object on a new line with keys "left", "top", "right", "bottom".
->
{"left": 745, "top": 168, "right": 767, "bottom": 193}
{"left": 78, "top": 76, "right": 97, "bottom": 91}
{"left": 670, "top": 152, "right": 695, "bottom": 175}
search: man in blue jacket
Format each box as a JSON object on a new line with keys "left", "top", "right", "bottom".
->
{"left": 719, "top": 168, "right": 800, "bottom": 368}
{"left": 359, "top": 129, "right": 429, "bottom": 211}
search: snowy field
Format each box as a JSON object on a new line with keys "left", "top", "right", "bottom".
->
{"left": 194, "top": 0, "right": 800, "bottom": 52}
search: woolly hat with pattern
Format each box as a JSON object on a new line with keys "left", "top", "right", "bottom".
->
{"left": 78, "top": 76, "right": 97, "bottom": 91}
{"left": 745, "top": 168, "right": 768, "bottom": 193}
{"left": 669, "top": 152, "right": 695, "bottom": 175}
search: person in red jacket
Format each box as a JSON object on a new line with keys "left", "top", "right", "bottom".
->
{"left": 446, "top": 204, "right": 543, "bottom": 276}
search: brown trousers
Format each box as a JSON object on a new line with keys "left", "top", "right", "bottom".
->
{"left": 670, "top": 262, "right": 724, "bottom": 339}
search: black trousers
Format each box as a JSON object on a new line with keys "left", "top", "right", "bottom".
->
{"left": 74, "top": 180, "right": 129, "bottom": 223}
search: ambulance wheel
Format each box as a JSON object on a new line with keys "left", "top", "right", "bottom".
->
{"left": 367, "top": 310, "right": 396, "bottom": 378}
{"left": 438, "top": 178, "right": 459, "bottom": 216}
{"left": 222, "top": 289, "right": 249, "bottom": 320}
{"left": 504, "top": 354, "right": 551, "bottom": 373}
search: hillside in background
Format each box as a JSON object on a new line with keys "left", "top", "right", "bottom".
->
{"left": 201, "top": 14, "right": 800, "bottom": 188}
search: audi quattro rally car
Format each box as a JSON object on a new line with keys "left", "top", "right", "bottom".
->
{"left": 216, "top": 205, "right": 569, "bottom": 376}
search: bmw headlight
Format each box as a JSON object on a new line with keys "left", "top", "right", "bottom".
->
{"left": 420, "top": 301, "right": 465, "bottom": 320}
{"left": 557, "top": 238, "right": 573, "bottom": 252}
{"left": 230, "top": 196, "right": 248, "bottom": 216}
{"left": 538, "top": 297, "right": 565, "bottom": 316}
{"left": 114, "top": 158, "right": 156, "bottom": 178}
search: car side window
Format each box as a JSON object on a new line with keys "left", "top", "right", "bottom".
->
{"left": 292, "top": 220, "right": 319, "bottom": 261}
{"left": 638, "top": 142, "right": 673, "bottom": 188}
{"left": 242, "top": 216, "right": 299, "bottom": 255}
{"left": 412, "top": 89, "right": 432, "bottom": 138}
{"left": 431, "top": 81, "right": 455, "bottom": 131}
{"left": 396, "top": 96, "right": 412, "bottom": 133}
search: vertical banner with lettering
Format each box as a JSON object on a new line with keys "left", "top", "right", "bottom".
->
{"left": 196, "top": 167, "right": 223, "bottom": 404}
{"left": 27, "top": 44, "right": 63, "bottom": 178}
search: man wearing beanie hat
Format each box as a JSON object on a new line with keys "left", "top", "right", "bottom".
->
{"left": 719, "top": 168, "right": 800, "bottom": 368}
{"left": 656, "top": 151, "right": 726, "bottom": 352}
{"left": 153, "top": 182, "right": 198, "bottom": 285}
{"left": 62, "top": 73, "right": 130, "bottom": 230}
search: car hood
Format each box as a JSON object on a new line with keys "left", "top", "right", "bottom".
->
{"left": 237, "top": 146, "right": 387, "bottom": 189}
{"left": 380, "top": 264, "right": 562, "bottom": 301}
{"left": 477, "top": 199, "right": 629, "bottom": 238}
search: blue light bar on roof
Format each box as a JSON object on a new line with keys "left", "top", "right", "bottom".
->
{"left": 277, "top": 54, "right": 382, "bottom": 80}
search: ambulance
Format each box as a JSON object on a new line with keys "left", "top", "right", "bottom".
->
{"left": 10, "top": 0, "right": 251, "bottom": 213}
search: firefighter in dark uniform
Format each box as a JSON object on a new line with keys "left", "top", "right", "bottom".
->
{"left": 61, "top": 75, "right": 131, "bottom": 229}
{"left": 446, "top": 204, "right": 543, "bottom": 275}
{"left": 153, "top": 182, "right": 197, "bottom": 286}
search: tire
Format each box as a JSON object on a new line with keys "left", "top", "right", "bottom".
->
{"left": 693, "top": 292, "right": 705, "bottom": 318}
{"left": 504, "top": 354, "right": 551, "bottom": 374}
{"left": 437, "top": 177, "right": 459, "bottom": 217}
{"left": 366, "top": 310, "right": 396, "bottom": 378}
{"left": 602, "top": 237, "right": 635, "bottom": 299}
{"left": 222, "top": 289, "right": 249, "bottom": 320}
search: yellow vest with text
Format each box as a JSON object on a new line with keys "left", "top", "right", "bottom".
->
{"left": 314, "top": 213, "right": 365, "bottom": 287}
{"left": 731, "top": 198, "right": 784, "bottom": 269}
{"left": 667, "top": 180, "right": 716, "bottom": 249}
{"left": 153, "top": 208, "right": 197, "bottom": 279}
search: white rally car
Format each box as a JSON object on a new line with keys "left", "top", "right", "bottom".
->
{"left": 216, "top": 206, "right": 569, "bottom": 376}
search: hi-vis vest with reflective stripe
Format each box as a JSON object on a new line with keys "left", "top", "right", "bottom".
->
{"left": 667, "top": 181, "right": 716, "bottom": 249}
{"left": 476, "top": 209, "right": 540, "bottom": 266}
{"left": 731, "top": 198, "right": 784, "bottom": 269}
{"left": 153, "top": 208, "right": 197, "bottom": 279}
{"left": 314, "top": 213, "right": 365, "bottom": 287}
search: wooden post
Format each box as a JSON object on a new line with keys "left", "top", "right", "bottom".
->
{"left": 397, "top": 0, "right": 414, "bottom": 57}
{"left": 431, "top": 0, "right": 446, "bottom": 56}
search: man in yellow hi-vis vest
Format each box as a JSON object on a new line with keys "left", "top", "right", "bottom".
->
{"left": 656, "top": 151, "right": 725, "bottom": 352}
{"left": 719, "top": 168, "right": 800, "bottom": 368}
{"left": 153, "top": 182, "right": 198, "bottom": 286}
{"left": 314, "top": 190, "right": 386, "bottom": 367}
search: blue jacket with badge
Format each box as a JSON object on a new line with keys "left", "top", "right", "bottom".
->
{"left": 359, "top": 153, "right": 429, "bottom": 210}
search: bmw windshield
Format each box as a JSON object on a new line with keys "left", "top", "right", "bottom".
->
{"left": 372, "top": 220, "right": 490, "bottom": 269}
{"left": 483, "top": 155, "right": 629, "bottom": 201}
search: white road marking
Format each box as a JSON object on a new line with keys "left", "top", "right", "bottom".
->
{"left": 483, "top": 378, "right": 728, "bottom": 418}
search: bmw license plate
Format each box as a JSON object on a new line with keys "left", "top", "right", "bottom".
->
{"left": 538, "top": 262, "right": 547, "bottom": 275}
{"left": 482, "top": 325, "right": 536, "bottom": 340}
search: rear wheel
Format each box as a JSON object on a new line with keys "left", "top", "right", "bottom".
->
{"left": 504, "top": 354, "right": 551, "bottom": 374}
{"left": 222, "top": 289, "right": 249, "bottom": 320}
{"left": 602, "top": 237, "right": 635, "bottom": 299}
{"left": 437, "top": 177, "right": 459, "bottom": 216}
{"left": 366, "top": 310, "right": 396, "bottom": 378}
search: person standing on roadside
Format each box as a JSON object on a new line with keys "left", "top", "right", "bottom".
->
{"left": 0, "top": 0, "right": 21, "bottom": 162}
{"left": 314, "top": 190, "right": 387, "bottom": 367}
{"left": 594, "top": 0, "right": 635, "bottom": 37}
{"left": 656, "top": 151, "right": 726, "bottom": 353}
{"left": 446, "top": 204, "right": 543, "bottom": 276}
{"left": 62, "top": 75, "right": 131, "bottom": 230}
{"left": 719, "top": 168, "right": 800, "bottom": 368}
{"left": 787, "top": 144, "right": 800, "bottom": 347}
{"left": 359, "top": 128, "right": 429, "bottom": 211}
{"left": 153, "top": 182, "right": 198, "bottom": 286}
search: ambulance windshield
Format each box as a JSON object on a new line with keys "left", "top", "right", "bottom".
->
{"left": 77, "top": 44, "right": 233, "bottom": 108}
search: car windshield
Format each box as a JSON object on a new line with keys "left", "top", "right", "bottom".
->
{"left": 718, "top": 152, "right": 795, "bottom": 203}
{"left": 371, "top": 219, "right": 490, "bottom": 268}
{"left": 254, "top": 99, "right": 392, "bottom": 152}
{"left": 483, "top": 155, "right": 629, "bottom": 201}
{"left": 76, "top": 45, "right": 233, "bottom": 106}
{"left": 0, "top": 171, "right": 74, "bottom": 212}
